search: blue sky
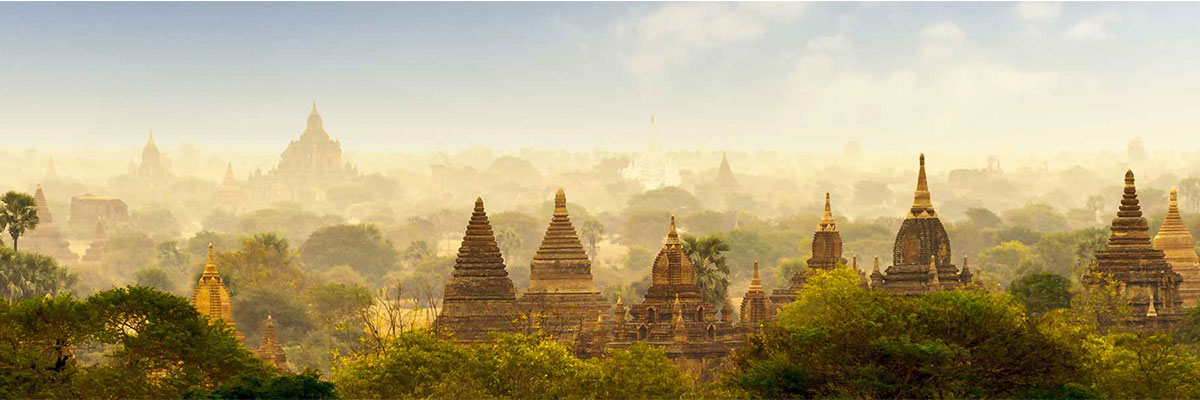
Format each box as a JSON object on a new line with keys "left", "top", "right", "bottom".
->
{"left": 2, "top": 2, "right": 1200, "bottom": 154}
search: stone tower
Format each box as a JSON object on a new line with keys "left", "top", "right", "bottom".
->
{"left": 1090, "top": 171, "right": 1184, "bottom": 327}
{"left": 256, "top": 315, "right": 290, "bottom": 373}
{"left": 436, "top": 198, "right": 520, "bottom": 343}
{"left": 191, "top": 243, "right": 244, "bottom": 343}
{"left": 714, "top": 152, "right": 739, "bottom": 191}
{"left": 24, "top": 185, "right": 78, "bottom": 264}
{"left": 134, "top": 130, "right": 169, "bottom": 182}
{"left": 769, "top": 193, "right": 846, "bottom": 314}
{"left": 1154, "top": 188, "right": 1200, "bottom": 307}
{"left": 739, "top": 260, "right": 769, "bottom": 333}
{"left": 874, "top": 154, "right": 968, "bottom": 295}
{"left": 216, "top": 163, "right": 245, "bottom": 213}
{"left": 518, "top": 189, "right": 611, "bottom": 342}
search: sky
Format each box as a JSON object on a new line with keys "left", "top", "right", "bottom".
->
{"left": 2, "top": 2, "right": 1200, "bottom": 154}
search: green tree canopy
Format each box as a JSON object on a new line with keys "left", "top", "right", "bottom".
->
{"left": 1008, "top": 272, "right": 1073, "bottom": 317}
{"left": 300, "top": 223, "right": 399, "bottom": 280}
{"left": 0, "top": 191, "right": 39, "bottom": 251}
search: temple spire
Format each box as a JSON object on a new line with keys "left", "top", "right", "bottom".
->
{"left": 928, "top": 255, "right": 940, "bottom": 286}
{"left": 202, "top": 243, "right": 219, "bottom": 278}
{"left": 873, "top": 255, "right": 881, "bottom": 274}
{"left": 910, "top": 153, "right": 936, "bottom": 218}
{"left": 666, "top": 215, "right": 681, "bottom": 246}
{"left": 818, "top": 192, "right": 836, "bottom": 231}
{"left": 749, "top": 260, "right": 762, "bottom": 291}
{"left": 1147, "top": 294, "right": 1158, "bottom": 317}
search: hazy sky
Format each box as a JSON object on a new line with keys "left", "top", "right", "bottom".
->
{"left": 3, "top": 2, "right": 1200, "bottom": 154}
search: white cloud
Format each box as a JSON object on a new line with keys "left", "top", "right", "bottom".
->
{"left": 806, "top": 34, "right": 851, "bottom": 54}
{"left": 1014, "top": 2, "right": 1062, "bottom": 24}
{"left": 785, "top": 25, "right": 1059, "bottom": 146}
{"left": 614, "top": 3, "right": 809, "bottom": 79}
{"left": 1066, "top": 12, "right": 1120, "bottom": 40}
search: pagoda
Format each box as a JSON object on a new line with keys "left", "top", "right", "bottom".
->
{"left": 216, "top": 163, "right": 245, "bottom": 213}
{"left": 23, "top": 185, "right": 78, "bottom": 264}
{"left": 191, "top": 243, "right": 244, "bottom": 343}
{"left": 1154, "top": 188, "right": 1200, "bottom": 307}
{"left": 873, "top": 154, "right": 970, "bottom": 295}
{"left": 81, "top": 221, "right": 108, "bottom": 263}
{"left": 134, "top": 130, "right": 169, "bottom": 183}
{"left": 517, "top": 189, "right": 610, "bottom": 344}
{"left": 769, "top": 193, "right": 847, "bottom": 315}
{"left": 435, "top": 198, "right": 520, "bottom": 343}
{"left": 739, "top": 261, "right": 769, "bottom": 334}
{"left": 714, "top": 152, "right": 740, "bottom": 191}
{"left": 1090, "top": 170, "right": 1184, "bottom": 327}
{"left": 605, "top": 216, "right": 741, "bottom": 381}
{"left": 256, "top": 315, "right": 290, "bottom": 373}
{"left": 620, "top": 116, "right": 681, "bottom": 190}
{"left": 251, "top": 102, "right": 359, "bottom": 203}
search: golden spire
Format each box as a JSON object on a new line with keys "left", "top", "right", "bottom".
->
{"left": 818, "top": 192, "right": 837, "bottom": 231}
{"left": 749, "top": 260, "right": 762, "bottom": 291}
{"left": 928, "top": 255, "right": 940, "bottom": 286}
{"left": 665, "top": 215, "right": 681, "bottom": 246}
{"left": 554, "top": 188, "right": 568, "bottom": 216}
{"left": 1147, "top": 295, "right": 1158, "bottom": 318}
{"left": 201, "top": 243, "right": 220, "bottom": 280}
{"left": 873, "top": 255, "right": 880, "bottom": 274}
{"left": 910, "top": 153, "right": 936, "bottom": 218}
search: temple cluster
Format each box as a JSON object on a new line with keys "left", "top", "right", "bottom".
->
{"left": 431, "top": 153, "right": 1200, "bottom": 374}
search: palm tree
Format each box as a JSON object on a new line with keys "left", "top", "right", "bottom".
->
{"left": 0, "top": 191, "right": 40, "bottom": 252}
{"left": 683, "top": 234, "right": 731, "bottom": 304}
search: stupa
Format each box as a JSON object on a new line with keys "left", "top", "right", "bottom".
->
{"left": 216, "top": 163, "right": 245, "bottom": 213}
{"left": 1090, "top": 171, "right": 1184, "bottom": 327}
{"left": 873, "top": 154, "right": 970, "bottom": 295}
{"left": 23, "top": 185, "right": 78, "bottom": 263}
{"left": 517, "top": 189, "right": 611, "bottom": 343}
{"left": 134, "top": 130, "right": 169, "bottom": 183}
{"left": 1153, "top": 188, "right": 1200, "bottom": 307}
{"left": 256, "top": 315, "right": 290, "bottom": 373}
{"left": 620, "top": 116, "right": 681, "bottom": 190}
{"left": 714, "top": 152, "right": 740, "bottom": 191}
{"left": 739, "top": 260, "right": 769, "bottom": 334}
{"left": 435, "top": 198, "right": 520, "bottom": 343}
{"left": 191, "top": 243, "right": 244, "bottom": 343}
{"left": 81, "top": 221, "right": 108, "bottom": 262}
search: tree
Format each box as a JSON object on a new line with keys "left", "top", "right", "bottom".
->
{"left": 0, "top": 294, "right": 98, "bottom": 399}
{"left": 590, "top": 342, "right": 692, "bottom": 400}
{"left": 219, "top": 233, "right": 306, "bottom": 295}
{"left": 0, "top": 191, "right": 39, "bottom": 251}
{"left": 0, "top": 247, "right": 75, "bottom": 302}
{"left": 579, "top": 219, "right": 606, "bottom": 261}
{"left": 965, "top": 207, "right": 1002, "bottom": 227}
{"left": 618, "top": 209, "right": 672, "bottom": 249}
{"left": 301, "top": 224, "right": 399, "bottom": 280}
{"left": 134, "top": 267, "right": 174, "bottom": 292}
{"left": 1008, "top": 272, "right": 1073, "bottom": 317}
{"left": 188, "top": 370, "right": 339, "bottom": 399}
{"left": 730, "top": 268, "right": 1091, "bottom": 399}
{"left": 683, "top": 234, "right": 731, "bottom": 304}
{"left": 494, "top": 226, "right": 522, "bottom": 260}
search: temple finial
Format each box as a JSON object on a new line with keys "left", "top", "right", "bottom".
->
{"left": 554, "top": 188, "right": 567, "bottom": 213}
{"left": 910, "top": 153, "right": 935, "bottom": 217}
{"left": 666, "top": 215, "right": 680, "bottom": 244}
{"left": 312, "top": 100, "right": 317, "bottom": 113}
{"left": 873, "top": 255, "right": 880, "bottom": 273}
{"left": 928, "top": 255, "right": 940, "bottom": 286}
{"left": 749, "top": 259, "right": 761, "bottom": 290}
{"left": 818, "top": 192, "right": 836, "bottom": 231}
{"left": 207, "top": 242, "right": 214, "bottom": 264}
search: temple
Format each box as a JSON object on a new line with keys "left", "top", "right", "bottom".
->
{"left": 769, "top": 193, "right": 847, "bottom": 315}
{"left": 216, "top": 163, "right": 245, "bottom": 213}
{"left": 435, "top": 198, "right": 520, "bottom": 342}
{"left": 191, "top": 243, "right": 244, "bottom": 343}
{"left": 517, "top": 189, "right": 610, "bottom": 346}
{"left": 81, "top": 221, "right": 108, "bottom": 263}
{"left": 23, "top": 185, "right": 78, "bottom": 264}
{"left": 256, "top": 315, "right": 290, "bottom": 373}
{"left": 604, "top": 216, "right": 741, "bottom": 381}
{"left": 68, "top": 194, "right": 129, "bottom": 237}
{"left": 1089, "top": 170, "right": 1184, "bottom": 328}
{"left": 133, "top": 130, "right": 170, "bottom": 183}
{"left": 1153, "top": 188, "right": 1200, "bottom": 308}
{"left": 739, "top": 261, "right": 769, "bottom": 334}
{"left": 248, "top": 102, "right": 359, "bottom": 204}
{"left": 872, "top": 154, "right": 971, "bottom": 295}
{"left": 621, "top": 116, "right": 681, "bottom": 189}
{"left": 714, "top": 152, "right": 739, "bottom": 191}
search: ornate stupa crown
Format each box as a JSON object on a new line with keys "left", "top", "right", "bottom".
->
{"left": 909, "top": 153, "right": 937, "bottom": 219}
{"left": 818, "top": 192, "right": 837, "bottom": 232}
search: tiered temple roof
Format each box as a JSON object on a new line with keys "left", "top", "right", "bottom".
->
{"left": 518, "top": 189, "right": 610, "bottom": 344}
{"left": 1153, "top": 188, "right": 1200, "bottom": 308}
{"left": 134, "top": 130, "right": 169, "bottom": 182}
{"left": 435, "top": 198, "right": 519, "bottom": 343}
{"left": 769, "top": 193, "right": 846, "bottom": 315}
{"left": 256, "top": 315, "right": 290, "bottom": 373}
{"left": 1091, "top": 171, "right": 1183, "bottom": 327}
{"left": 714, "top": 152, "right": 739, "bottom": 190}
{"left": 24, "top": 185, "right": 78, "bottom": 263}
{"left": 739, "top": 261, "right": 768, "bottom": 333}
{"left": 873, "top": 154, "right": 969, "bottom": 295}
{"left": 191, "top": 243, "right": 244, "bottom": 343}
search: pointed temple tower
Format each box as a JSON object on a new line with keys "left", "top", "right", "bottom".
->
{"left": 769, "top": 193, "right": 847, "bottom": 314}
{"left": 739, "top": 261, "right": 769, "bottom": 334}
{"left": 256, "top": 315, "right": 291, "bottom": 373}
{"left": 253, "top": 102, "right": 359, "bottom": 203}
{"left": 1089, "top": 171, "right": 1184, "bottom": 327}
{"left": 606, "top": 216, "right": 741, "bottom": 381}
{"left": 714, "top": 152, "right": 740, "bottom": 191}
{"left": 435, "top": 198, "right": 520, "bottom": 343}
{"left": 82, "top": 221, "right": 108, "bottom": 263}
{"left": 1154, "top": 188, "right": 1200, "bottom": 307}
{"left": 874, "top": 154, "right": 969, "bottom": 295}
{"left": 216, "top": 163, "right": 245, "bottom": 213}
{"left": 134, "top": 130, "right": 169, "bottom": 183}
{"left": 518, "top": 189, "right": 611, "bottom": 343}
{"left": 24, "top": 185, "right": 78, "bottom": 263}
{"left": 191, "top": 243, "right": 244, "bottom": 343}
